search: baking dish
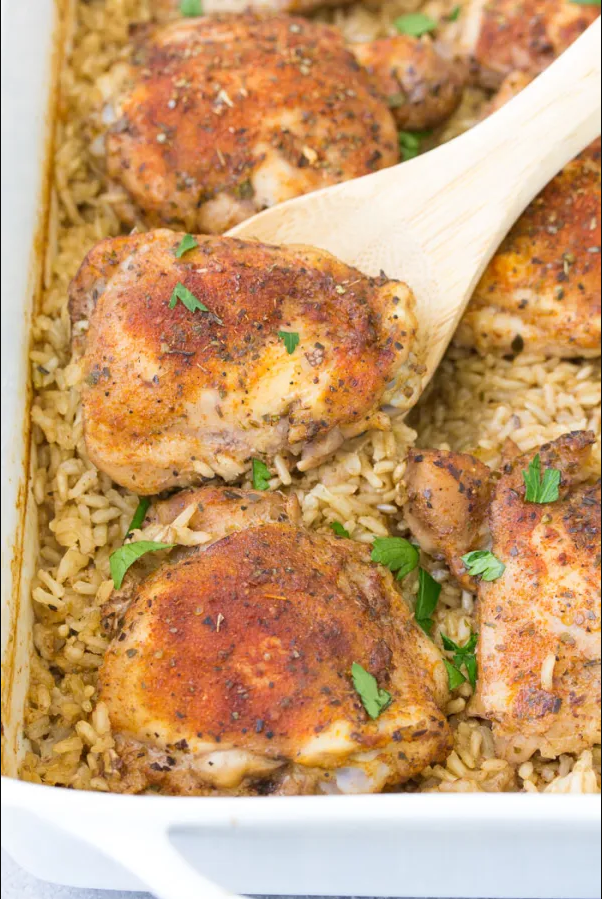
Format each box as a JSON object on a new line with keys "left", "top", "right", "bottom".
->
{"left": 1, "top": 1, "right": 601, "bottom": 897}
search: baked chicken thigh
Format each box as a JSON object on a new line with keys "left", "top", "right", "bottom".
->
{"left": 102, "top": 13, "right": 399, "bottom": 233}
{"left": 100, "top": 13, "right": 465, "bottom": 232}
{"left": 69, "top": 230, "right": 419, "bottom": 494}
{"left": 458, "top": 0, "right": 599, "bottom": 88}
{"left": 404, "top": 432, "right": 601, "bottom": 762}
{"left": 99, "top": 487, "right": 451, "bottom": 795}
{"left": 457, "top": 139, "right": 601, "bottom": 358}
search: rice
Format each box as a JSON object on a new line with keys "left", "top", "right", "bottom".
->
{"left": 19, "top": 0, "right": 601, "bottom": 796}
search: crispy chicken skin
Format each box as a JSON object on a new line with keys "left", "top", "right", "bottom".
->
{"left": 103, "top": 14, "right": 399, "bottom": 233}
{"left": 351, "top": 35, "right": 467, "bottom": 132}
{"left": 99, "top": 516, "right": 451, "bottom": 795}
{"left": 101, "top": 486, "right": 301, "bottom": 634}
{"left": 475, "top": 432, "right": 601, "bottom": 762}
{"left": 459, "top": 0, "right": 599, "bottom": 88}
{"left": 69, "top": 230, "right": 418, "bottom": 494}
{"left": 404, "top": 448, "right": 493, "bottom": 586}
{"left": 457, "top": 139, "right": 601, "bottom": 358}
{"left": 404, "top": 433, "right": 601, "bottom": 762}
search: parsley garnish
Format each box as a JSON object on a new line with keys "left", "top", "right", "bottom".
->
{"left": 126, "top": 497, "right": 151, "bottom": 537}
{"left": 168, "top": 282, "right": 208, "bottom": 314}
{"left": 569, "top": 0, "right": 600, "bottom": 5}
{"left": 175, "top": 234, "right": 199, "bottom": 258}
{"left": 394, "top": 12, "right": 438, "bottom": 36}
{"left": 443, "top": 659, "right": 467, "bottom": 691}
{"left": 415, "top": 568, "right": 441, "bottom": 634}
{"left": 446, "top": 5, "right": 461, "bottom": 20}
{"left": 252, "top": 458, "right": 272, "bottom": 491}
{"left": 180, "top": 0, "right": 203, "bottom": 15}
{"left": 277, "top": 331, "right": 300, "bottom": 355}
{"left": 388, "top": 92, "right": 407, "bottom": 109}
{"left": 110, "top": 541, "right": 174, "bottom": 590}
{"left": 461, "top": 550, "right": 506, "bottom": 582}
{"left": 414, "top": 568, "right": 441, "bottom": 634}
{"left": 351, "top": 662, "right": 392, "bottom": 719}
{"left": 442, "top": 632, "right": 478, "bottom": 688}
{"left": 399, "top": 130, "right": 431, "bottom": 162}
{"left": 371, "top": 537, "right": 420, "bottom": 580}
{"left": 522, "top": 454, "right": 561, "bottom": 503}
{"left": 330, "top": 521, "right": 350, "bottom": 538}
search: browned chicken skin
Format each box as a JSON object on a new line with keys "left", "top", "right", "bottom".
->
{"left": 99, "top": 489, "right": 451, "bottom": 795}
{"left": 459, "top": 0, "right": 599, "bottom": 88}
{"left": 457, "top": 138, "right": 602, "bottom": 358}
{"left": 351, "top": 35, "right": 467, "bottom": 132}
{"left": 404, "top": 448, "right": 493, "bottom": 587}
{"left": 70, "top": 230, "right": 418, "bottom": 494}
{"left": 404, "top": 433, "right": 601, "bottom": 762}
{"left": 103, "top": 14, "right": 400, "bottom": 233}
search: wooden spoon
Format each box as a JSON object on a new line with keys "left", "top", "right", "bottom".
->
{"left": 229, "top": 19, "right": 601, "bottom": 398}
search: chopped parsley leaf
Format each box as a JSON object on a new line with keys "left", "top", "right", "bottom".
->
{"left": 175, "top": 234, "right": 199, "bottom": 258}
{"left": 442, "top": 632, "right": 478, "bottom": 688}
{"left": 415, "top": 568, "right": 441, "bottom": 634}
{"left": 446, "top": 5, "right": 461, "bottom": 20}
{"left": 461, "top": 550, "right": 506, "bottom": 582}
{"left": 277, "top": 331, "right": 300, "bottom": 355}
{"left": 443, "top": 659, "right": 467, "bottom": 691}
{"left": 110, "top": 541, "right": 174, "bottom": 590}
{"left": 388, "top": 92, "right": 407, "bottom": 109}
{"left": 252, "top": 458, "right": 272, "bottom": 491}
{"left": 399, "top": 130, "right": 431, "bottom": 162}
{"left": 126, "top": 497, "right": 151, "bottom": 537}
{"left": 180, "top": 0, "right": 203, "bottom": 15}
{"left": 371, "top": 536, "right": 420, "bottom": 580}
{"left": 330, "top": 521, "right": 350, "bottom": 538}
{"left": 394, "top": 12, "right": 438, "bottom": 36}
{"left": 168, "top": 282, "right": 208, "bottom": 314}
{"left": 351, "top": 662, "right": 392, "bottom": 719}
{"left": 523, "top": 454, "right": 561, "bottom": 503}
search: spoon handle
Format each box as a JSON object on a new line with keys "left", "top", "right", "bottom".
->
{"left": 396, "top": 17, "right": 601, "bottom": 307}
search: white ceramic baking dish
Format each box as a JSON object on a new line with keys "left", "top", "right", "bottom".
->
{"left": 1, "top": 2, "right": 601, "bottom": 897}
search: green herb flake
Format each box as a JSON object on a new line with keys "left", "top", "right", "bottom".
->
{"left": 175, "top": 234, "right": 199, "bottom": 258}
{"left": 394, "top": 12, "right": 438, "bottom": 36}
{"left": 168, "top": 282, "right": 209, "bottom": 314}
{"left": 330, "top": 521, "right": 350, "bottom": 539}
{"left": 110, "top": 541, "right": 174, "bottom": 590}
{"left": 126, "top": 497, "right": 151, "bottom": 537}
{"left": 371, "top": 536, "right": 420, "bottom": 580}
{"left": 252, "top": 458, "right": 272, "bottom": 491}
{"left": 277, "top": 331, "right": 300, "bottom": 355}
{"left": 446, "top": 5, "right": 461, "bottom": 20}
{"left": 180, "top": 0, "right": 203, "bottom": 15}
{"left": 569, "top": 0, "right": 601, "bottom": 5}
{"left": 522, "top": 454, "right": 562, "bottom": 504}
{"left": 442, "top": 632, "right": 478, "bottom": 688}
{"left": 415, "top": 568, "right": 442, "bottom": 634}
{"left": 461, "top": 550, "right": 506, "bottom": 582}
{"left": 399, "top": 130, "right": 431, "bottom": 162}
{"left": 388, "top": 92, "right": 407, "bottom": 109}
{"left": 351, "top": 662, "right": 392, "bottom": 720}
{"left": 443, "top": 659, "right": 467, "bottom": 691}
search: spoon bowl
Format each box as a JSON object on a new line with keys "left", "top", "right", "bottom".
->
{"left": 229, "top": 19, "right": 601, "bottom": 399}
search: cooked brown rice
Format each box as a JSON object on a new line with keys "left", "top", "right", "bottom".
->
{"left": 19, "top": 0, "right": 601, "bottom": 796}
